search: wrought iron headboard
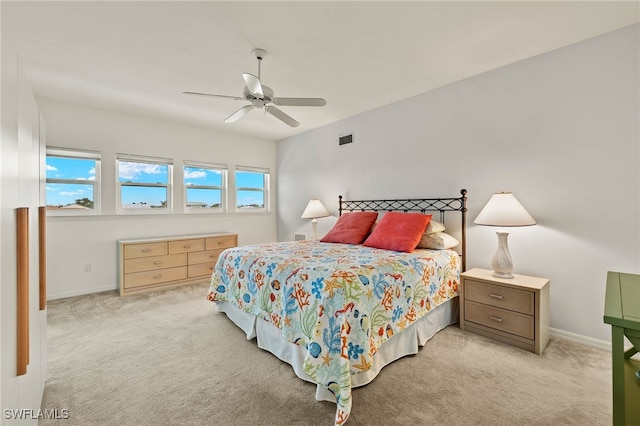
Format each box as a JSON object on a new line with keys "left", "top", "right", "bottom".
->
{"left": 338, "top": 189, "right": 468, "bottom": 271}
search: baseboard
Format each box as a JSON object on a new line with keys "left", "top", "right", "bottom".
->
{"left": 47, "top": 285, "right": 117, "bottom": 301}
{"left": 551, "top": 327, "right": 611, "bottom": 351}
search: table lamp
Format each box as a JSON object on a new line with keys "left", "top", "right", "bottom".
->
{"left": 474, "top": 192, "right": 536, "bottom": 278}
{"left": 301, "top": 199, "right": 330, "bottom": 240}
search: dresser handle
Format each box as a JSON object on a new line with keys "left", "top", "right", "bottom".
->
{"left": 142, "top": 248, "right": 151, "bottom": 253}
{"left": 489, "top": 315, "right": 503, "bottom": 323}
{"left": 489, "top": 293, "right": 503, "bottom": 300}
{"left": 153, "top": 274, "right": 162, "bottom": 279}
{"left": 183, "top": 245, "right": 191, "bottom": 249}
{"left": 153, "top": 261, "right": 162, "bottom": 265}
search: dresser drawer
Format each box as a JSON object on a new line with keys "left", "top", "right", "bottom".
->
{"left": 465, "top": 300, "right": 534, "bottom": 340}
{"left": 168, "top": 238, "right": 205, "bottom": 254}
{"left": 206, "top": 235, "right": 237, "bottom": 250}
{"left": 124, "top": 266, "right": 187, "bottom": 289}
{"left": 188, "top": 249, "right": 223, "bottom": 265}
{"left": 465, "top": 279, "right": 534, "bottom": 315}
{"left": 188, "top": 262, "right": 215, "bottom": 278}
{"left": 124, "top": 253, "right": 186, "bottom": 274}
{"left": 124, "top": 242, "right": 168, "bottom": 259}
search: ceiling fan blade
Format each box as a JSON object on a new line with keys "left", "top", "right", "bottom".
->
{"left": 273, "top": 97, "right": 327, "bottom": 107}
{"left": 242, "top": 73, "right": 264, "bottom": 98}
{"left": 266, "top": 105, "right": 300, "bottom": 127}
{"left": 182, "top": 91, "right": 245, "bottom": 101}
{"left": 224, "top": 105, "right": 253, "bottom": 123}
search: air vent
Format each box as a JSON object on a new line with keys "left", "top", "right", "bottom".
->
{"left": 294, "top": 233, "right": 307, "bottom": 241}
{"left": 339, "top": 133, "right": 353, "bottom": 146}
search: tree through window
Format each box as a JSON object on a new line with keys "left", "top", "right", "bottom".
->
{"left": 46, "top": 147, "right": 101, "bottom": 215}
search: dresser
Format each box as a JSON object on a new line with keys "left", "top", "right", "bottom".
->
{"left": 460, "top": 268, "right": 550, "bottom": 355}
{"left": 118, "top": 233, "right": 237, "bottom": 296}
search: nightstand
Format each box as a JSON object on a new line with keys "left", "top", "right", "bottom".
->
{"left": 460, "top": 268, "right": 550, "bottom": 355}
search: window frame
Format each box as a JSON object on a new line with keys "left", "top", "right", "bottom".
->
{"left": 235, "top": 166, "right": 270, "bottom": 213}
{"left": 116, "top": 153, "right": 173, "bottom": 215}
{"left": 45, "top": 147, "right": 101, "bottom": 216}
{"left": 183, "top": 161, "right": 227, "bottom": 213}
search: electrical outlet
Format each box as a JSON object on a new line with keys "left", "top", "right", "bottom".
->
{"left": 82, "top": 263, "right": 91, "bottom": 273}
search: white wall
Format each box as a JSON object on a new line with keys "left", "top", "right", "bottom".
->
{"left": 38, "top": 99, "right": 277, "bottom": 299}
{"left": 1, "top": 45, "right": 47, "bottom": 423}
{"left": 277, "top": 24, "right": 640, "bottom": 344}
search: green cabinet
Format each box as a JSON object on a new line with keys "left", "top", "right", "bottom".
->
{"left": 603, "top": 271, "right": 640, "bottom": 426}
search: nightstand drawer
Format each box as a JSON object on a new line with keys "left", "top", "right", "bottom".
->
{"left": 465, "top": 300, "right": 534, "bottom": 340}
{"left": 465, "top": 279, "right": 534, "bottom": 315}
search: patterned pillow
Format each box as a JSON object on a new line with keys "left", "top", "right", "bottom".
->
{"left": 363, "top": 212, "right": 431, "bottom": 252}
{"left": 320, "top": 212, "right": 378, "bottom": 244}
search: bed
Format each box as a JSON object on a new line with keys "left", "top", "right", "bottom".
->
{"left": 207, "top": 189, "right": 467, "bottom": 425}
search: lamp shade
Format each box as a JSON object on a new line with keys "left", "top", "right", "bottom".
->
{"left": 474, "top": 192, "right": 536, "bottom": 227}
{"left": 301, "top": 199, "right": 330, "bottom": 219}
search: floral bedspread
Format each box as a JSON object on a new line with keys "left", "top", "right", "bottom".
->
{"left": 207, "top": 240, "right": 459, "bottom": 425}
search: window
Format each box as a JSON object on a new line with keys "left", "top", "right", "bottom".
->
{"left": 184, "top": 162, "right": 227, "bottom": 212}
{"left": 116, "top": 154, "right": 172, "bottom": 213}
{"left": 46, "top": 147, "right": 101, "bottom": 215}
{"left": 235, "top": 166, "right": 269, "bottom": 211}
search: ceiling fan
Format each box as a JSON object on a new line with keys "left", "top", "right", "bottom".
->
{"left": 183, "top": 49, "right": 327, "bottom": 127}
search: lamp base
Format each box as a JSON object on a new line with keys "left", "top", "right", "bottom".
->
{"left": 491, "top": 232, "right": 514, "bottom": 279}
{"left": 492, "top": 271, "right": 514, "bottom": 279}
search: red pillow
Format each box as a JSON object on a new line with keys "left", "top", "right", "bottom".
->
{"left": 320, "top": 212, "right": 378, "bottom": 244}
{"left": 363, "top": 212, "right": 432, "bottom": 252}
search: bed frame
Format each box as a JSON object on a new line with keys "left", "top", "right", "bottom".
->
{"left": 338, "top": 188, "right": 468, "bottom": 271}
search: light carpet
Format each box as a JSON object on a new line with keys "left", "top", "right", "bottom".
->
{"left": 40, "top": 282, "right": 612, "bottom": 426}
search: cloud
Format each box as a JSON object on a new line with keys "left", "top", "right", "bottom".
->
{"left": 46, "top": 164, "right": 57, "bottom": 171}
{"left": 119, "top": 162, "right": 165, "bottom": 180}
{"left": 184, "top": 170, "right": 207, "bottom": 179}
{"left": 59, "top": 190, "right": 85, "bottom": 197}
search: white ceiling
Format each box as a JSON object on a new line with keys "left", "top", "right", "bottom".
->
{"left": 4, "top": 1, "right": 639, "bottom": 141}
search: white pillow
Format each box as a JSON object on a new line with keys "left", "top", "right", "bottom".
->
{"left": 425, "top": 220, "right": 445, "bottom": 234}
{"left": 417, "top": 232, "right": 459, "bottom": 249}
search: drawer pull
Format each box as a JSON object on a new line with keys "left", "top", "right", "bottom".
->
{"left": 153, "top": 274, "right": 162, "bottom": 279}
{"left": 142, "top": 248, "right": 151, "bottom": 253}
{"left": 489, "top": 315, "right": 503, "bottom": 323}
{"left": 183, "top": 245, "right": 191, "bottom": 249}
{"left": 153, "top": 261, "right": 163, "bottom": 265}
{"left": 489, "top": 293, "right": 503, "bottom": 300}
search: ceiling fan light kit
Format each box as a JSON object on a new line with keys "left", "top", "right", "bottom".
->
{"left": 183, "top": 48, "right": 326, "bottom": 127}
